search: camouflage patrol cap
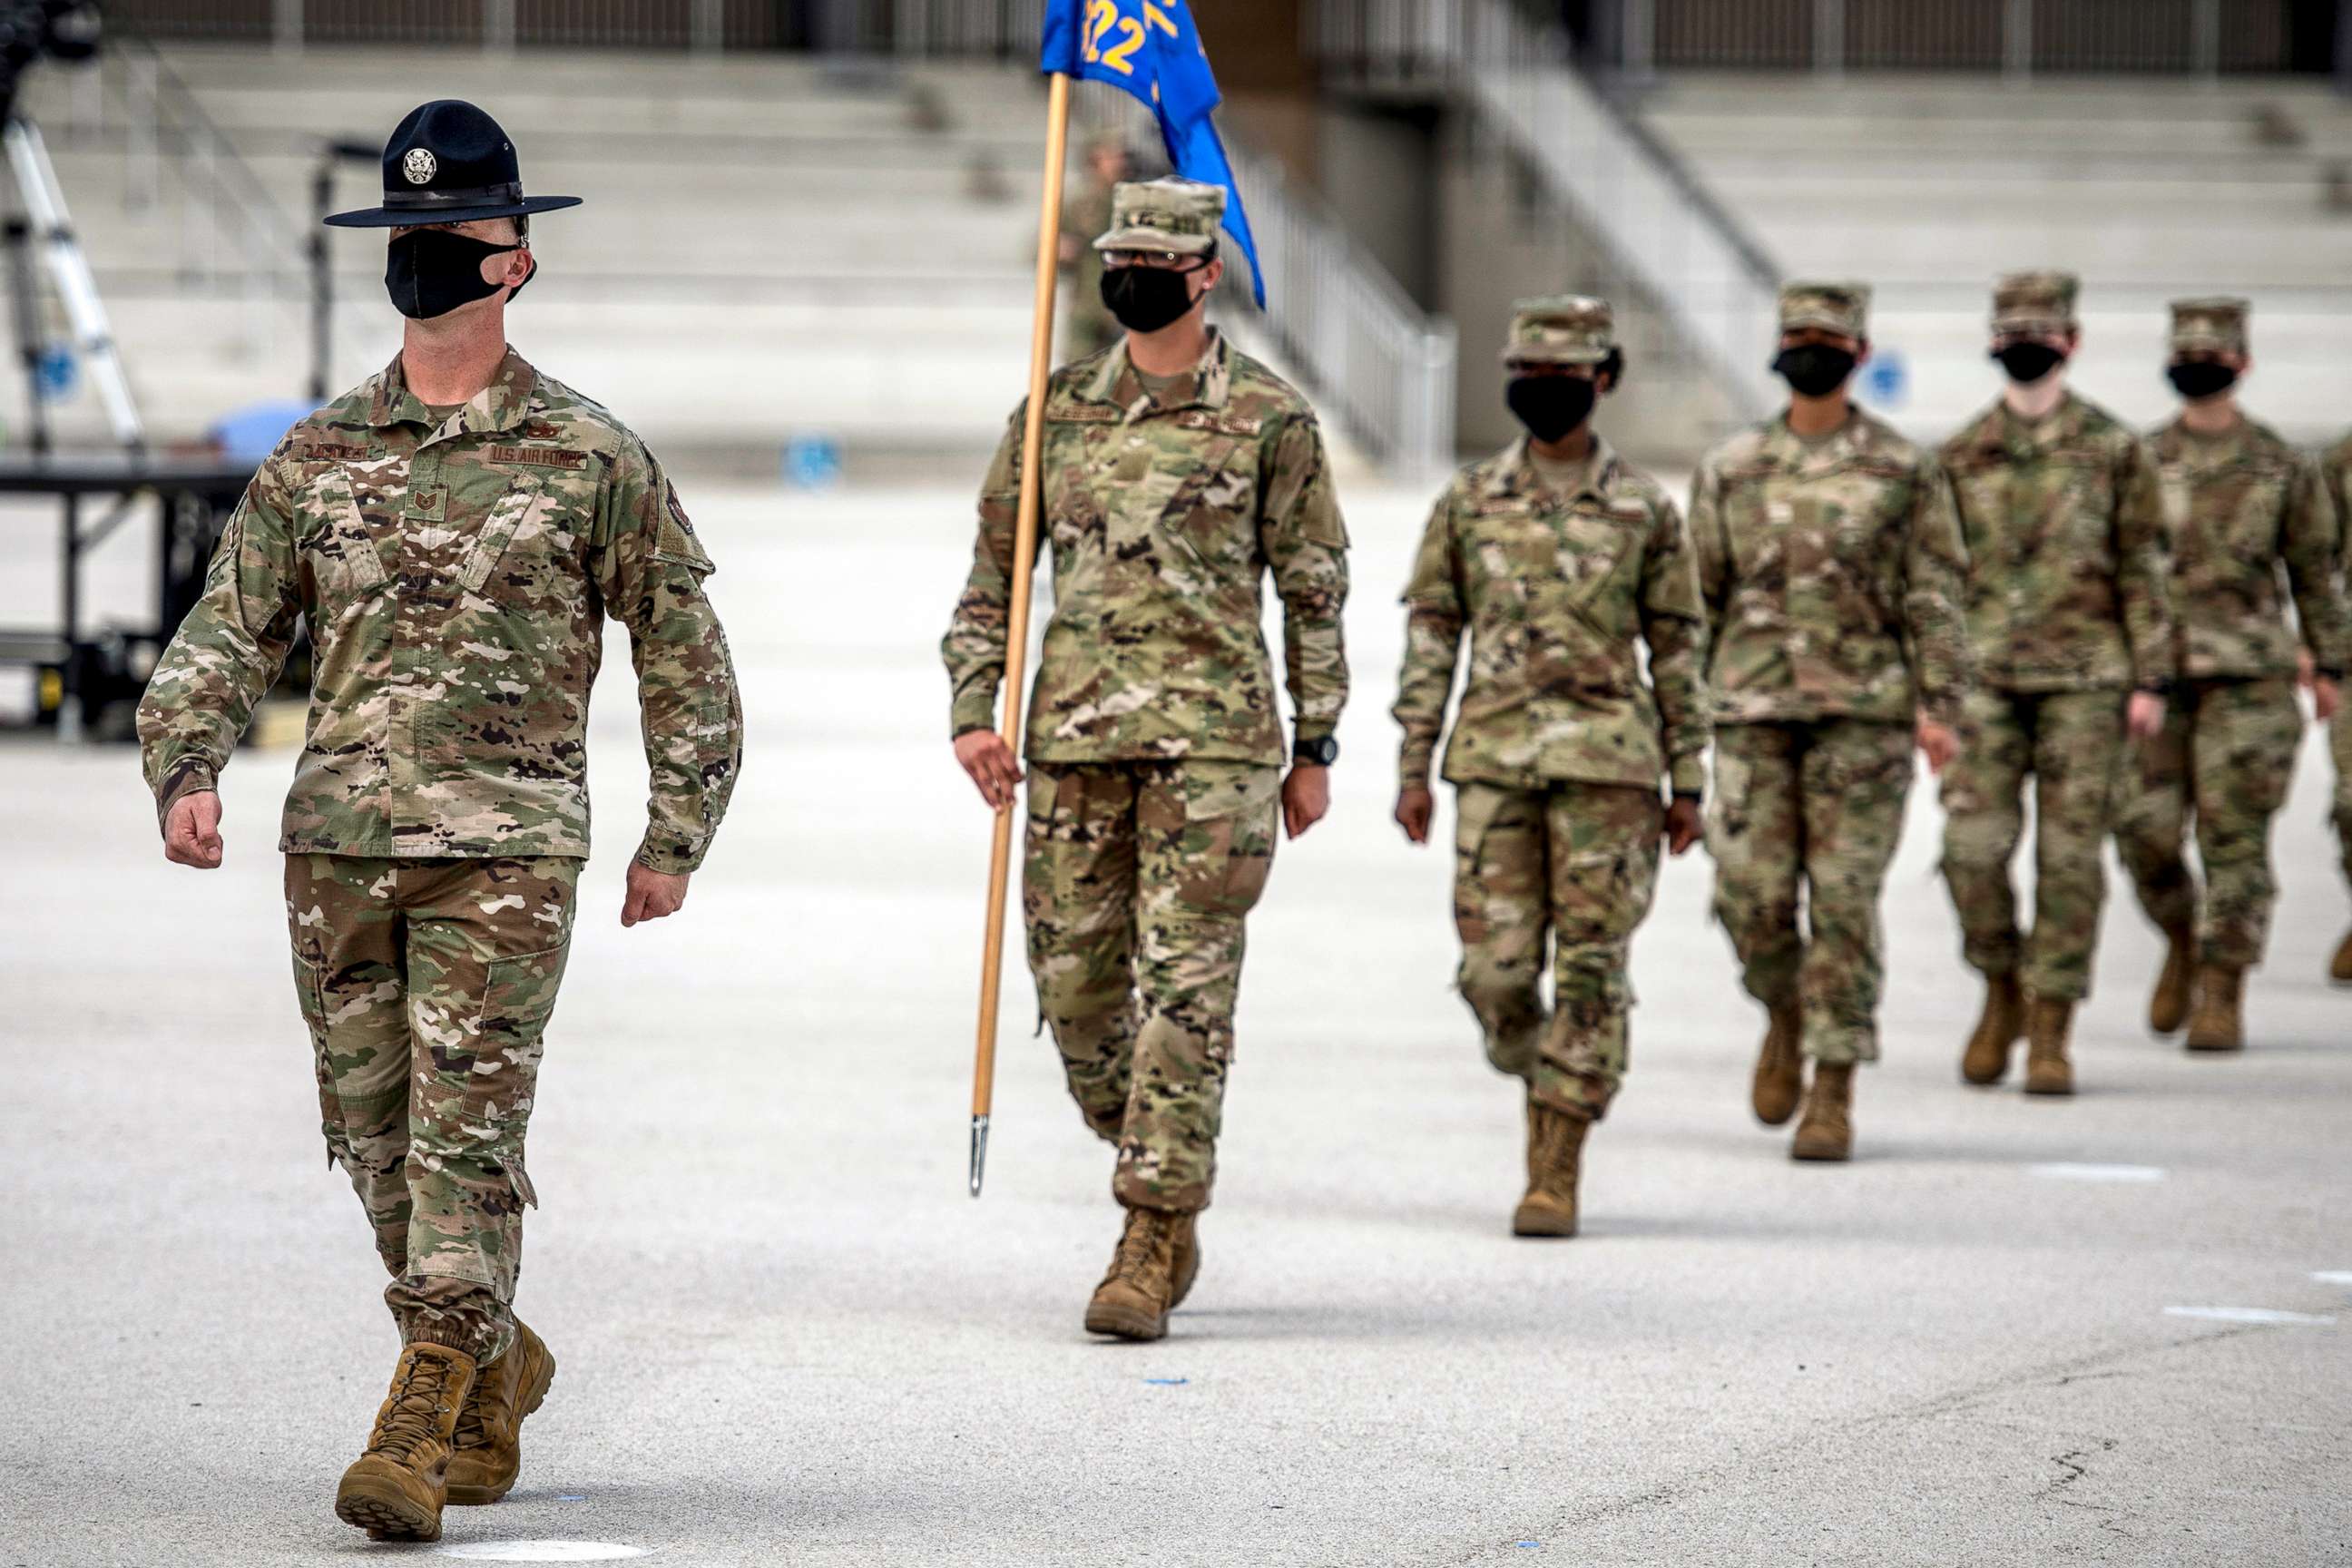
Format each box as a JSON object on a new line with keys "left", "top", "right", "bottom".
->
{"left": 1779, "top": 279, "right": 1872, "bottom": 339}
{"left": 2169, "top": 296, "right": 2250, "bottom": 356}
{"left": 1502, "top": 295, "right": 1615, "bottom": 366}
{"left": 1992, "top": 270, "right": 2080, "bottom": 336}
{"left": 1094, "top": 177, "right": 1225, "bottom": 256}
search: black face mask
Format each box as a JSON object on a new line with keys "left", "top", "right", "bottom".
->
{"left": 1101, "top": 266, "right": 1198, "bottom": 335}
{"left": 1506, "top": 375, "right": 1597, "bottom": 443}
{"left": 2167, "top": 360, "right": 2239, "bottom": 401}
{"left": 386, "top": 230, "right": 528, "bottom": 321}
{"left": 1772, "top": 344, "right": 1857, "bottom": 398}
{"left": 1994, "top": 342, "right": 2067, "bottom": 385}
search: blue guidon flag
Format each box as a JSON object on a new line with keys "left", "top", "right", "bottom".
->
{"left": 1040, "top": 0, "right": 1268, "bottom": 308}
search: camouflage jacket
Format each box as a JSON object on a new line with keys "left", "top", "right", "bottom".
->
{"left": 1941, "top": 392, "right": 2176, "bottom": 693}
{"left": 2151, "top": 413, "right": 2348, "bottom": 680}
{"left": 2325, "top": 430, "right": 2352, "bottom": 557}
{"left": 136, "top": 348, "right": 743, "bottom": 874}
{"left": 1393, "top": 436, "right": 1710, "bottom": 795}
{"left": 1689, "top": 409, "right": 1973, "bottom": 729}
{"left": 941, "top": 331, "right": 1350, "bottom": 764}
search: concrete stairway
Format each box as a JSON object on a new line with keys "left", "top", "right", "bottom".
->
{"left": 14, "top": 46, "right": 1083, "bottom": 466}
{"left": 1640, "top": 74, "right": 2352, "bottom": 443}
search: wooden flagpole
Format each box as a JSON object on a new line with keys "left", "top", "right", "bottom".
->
{"left": 971, "top": 70, "right": 1073, "bottom": 1199}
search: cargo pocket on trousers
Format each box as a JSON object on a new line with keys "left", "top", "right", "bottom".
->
{"left": 463, "top": 941, "right": 573, "bottom": 1146}
{"left": 1708, "top": 750, "right": 1752, "bottom": 843}
{"left": 1178, "top": 763, "right": 1280, "bottom": 918}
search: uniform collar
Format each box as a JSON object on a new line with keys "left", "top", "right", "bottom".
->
{"left": 1077, "top": 328, "right": 1231, "bottom": 417}
{"left": 1987, "top": 388, "right": 2088, "bottom": 454}
{"left": 1763, "top": 407, "right": 1868, "bottom": 467}
{"left": 1487, "top": 433, "right": 1618, "bottom": 504}
{"left": 358, "top": 345, "right": 538, "bottom": 441}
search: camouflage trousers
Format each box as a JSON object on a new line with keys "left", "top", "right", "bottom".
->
{"left": 2113, "top": 677, "right": 2302, "bottom": 968}
{"left": 1452, "top": 781, "right": 1662, "bottom": 1121}
{"left": 1707, "top": 720, "right": 1915, "bottom": 1065}
{"left": 286, "top": 854, "right": 577, "bottom": 1362}
{"left": 1024, "top": 759, "right": 1279, "bottom": 1213}
{"left": 1938, "top": 687, "right": 2126, "bottom": 1002}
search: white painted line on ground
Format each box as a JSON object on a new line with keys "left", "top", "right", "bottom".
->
{"left": 433, "top": 1544, "right": 651, "bottom": 1563}
{"left": 2029, "top": 1162, "right": 2167, "bottom": 1182}
{"left": 2163, "top": 1307, "right": 2337, "bottom": 1327}
{"left": 2312, "top": 1270, "right": 2352, "bottom": 1286}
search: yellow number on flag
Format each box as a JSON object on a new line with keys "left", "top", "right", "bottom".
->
{"left": 1101, "top": 16, "right": 1146, "bottom": 73}
{"left": 1081, "top": 0, "right": 1117, "bottom": 61}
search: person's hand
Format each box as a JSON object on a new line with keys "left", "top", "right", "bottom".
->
{"left": 2314, "top": 676, "right": 2340, "bottom": 723}
{"left": 1282, "top": 765, "right": 1330, "bottom": 840}
{"left": 1665, "top": 796, "right": 1703, "bottom": 857}
{"left": 2127, "top": 690, "right": 2168, "bottom": 740}
{"left": 163, "top": 790, "right": 224, "bottom": 869}
{"left": 1916, "top": 719, "right": 1960, "bottom": 775}
{"left": 954, "top": 730, "right": 1024, "bottom": 811}
{"left": 1395, "top": 785, "right": 1434, "bottom": 846}
{"left": 622, "top": 863, "right": 689, "bottom": 927}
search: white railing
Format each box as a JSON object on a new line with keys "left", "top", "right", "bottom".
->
{"left": 1226, "top": 147, "right": 1457, "bottom": 478}
{"left": 1315, "top": 0, "right": 1781, "bottom": 420}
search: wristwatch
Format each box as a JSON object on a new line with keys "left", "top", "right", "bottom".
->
{"left": 1295, "top": 733, "right": 1340, "bottom": 767}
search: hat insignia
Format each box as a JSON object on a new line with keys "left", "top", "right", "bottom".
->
{"left": 402, "top": 148, "right": 436, "bottom": 186}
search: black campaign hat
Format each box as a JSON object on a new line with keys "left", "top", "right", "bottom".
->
{"left": 323, "top": 100, "right": 582, "bottom": 229}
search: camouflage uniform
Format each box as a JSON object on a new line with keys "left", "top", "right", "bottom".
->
{"left": 941, "top": 180, "right": 1348, "bottom": 1214}
{"left": 2114, "top": 300, "right": 2348, "bottom": 969}
{"left": 1061, "top": 175, "right": 1120, "bottom": 364}
{"left": 1937, "top": 273, "right": 2175, "bottom": 1003}
{"left": 1393, "top": 297, "right": 1709, "bottom": 1121}
{"left": 136, "top": 348, "right": 743, "bottom": 1359}
{"left": 1690, "top": 281, "right": 1974, "bottom": 1065}
{"left": 2322, "top": 431, "right": 2352, "bottom": 894}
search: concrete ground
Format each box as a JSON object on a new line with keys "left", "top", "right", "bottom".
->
{"left": 4, "top": 473, "right": 2349, "bottom": 1567}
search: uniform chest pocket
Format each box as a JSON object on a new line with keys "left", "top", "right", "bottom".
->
{"left": 1141, "top": 433, "right": 1249, "bottom": 572}
{"left": 1715, "top": 466, "right": 1789, "bottom": 586}
{"left": 2043, "top": 451, "right": 2115, "bottom": 543}
{"left": 296, "top": 466, "right": 389, "bottom": 613}
{"left": 459, "top": 476, "right": 578, "bottom": 609}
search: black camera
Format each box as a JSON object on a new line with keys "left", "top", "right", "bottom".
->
{"left": 0, "top": 1, "right": 101, "bottom": 120}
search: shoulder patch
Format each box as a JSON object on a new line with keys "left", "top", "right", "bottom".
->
{"left": 489, "top": 445, "right": 591, "bottom": 469}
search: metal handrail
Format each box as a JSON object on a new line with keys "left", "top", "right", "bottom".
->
{"left": 1313, "top": 0, "right": 1781, "bottom": 418}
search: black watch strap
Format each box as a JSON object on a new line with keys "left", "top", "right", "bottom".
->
{"left": 1295, "top": 733, "right": 1339, "bottom": 767}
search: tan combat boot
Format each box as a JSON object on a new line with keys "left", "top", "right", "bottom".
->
{"left": 334, "top": 1342, "right": 479, "bottom": 1542}
{"left": 2149, "top": 926, "right": 2197, "bottom": 1034}
{"left": 2330, "top": 931, "right": 2352, "bottom": 985}
{"left": 2186, "top": 965, "right": 2246, "bottom": 1053}
{"left": 1961, "top": 974, "right": 2024, "bottom": 1085}
{"left": 2023, "top": 997, "right": 2075, "bottom": 1096}
{"left": 1790, "top": 1062, "right": 1853, "bottom": 1162}
{"left": 446, "top": 1319, "right": 557, "bottom": 1506}
{"left": 1170, "top": 1220, "right": 1201, "bottom": 1311}
{"left": 1084, "top": 1207, "right": 1193, "bottom": 1342}
{"left": 1512, "top": 1097, "right": 1590, "bottom": 1238}
{"left": 1750, "top": 1000, "right": 1804, "bottom": 1125}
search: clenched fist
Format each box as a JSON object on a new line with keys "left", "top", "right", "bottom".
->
{"left": 162, "top": 791, "right": 225, "bottom": 869}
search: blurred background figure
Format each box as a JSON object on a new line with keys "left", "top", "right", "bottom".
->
{"left": 1057, "top": 131, "right": 1132, "bottom": 363}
